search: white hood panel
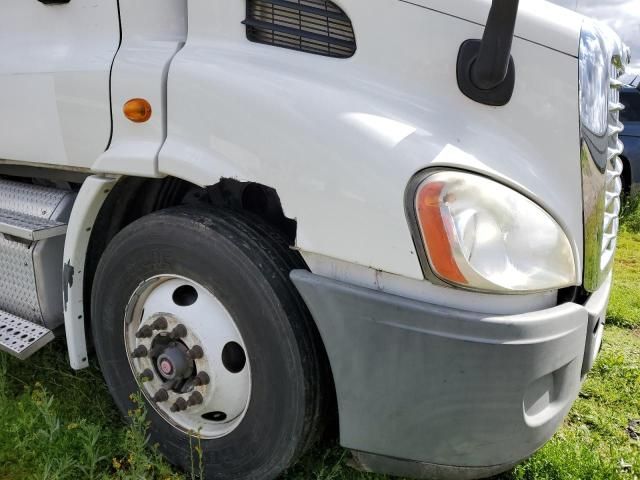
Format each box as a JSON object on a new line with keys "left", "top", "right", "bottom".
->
{"left": 403, "top": 0, "right": 584, "bottom": 56}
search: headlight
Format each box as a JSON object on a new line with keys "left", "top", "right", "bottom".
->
{"left": 411, "top": 171, "right": 577, "bottom": 293}
{"left": 579, "top": 21, "right": 609, "bottom": 137}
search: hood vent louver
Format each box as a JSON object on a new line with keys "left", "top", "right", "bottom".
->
{"left": 244, "top": 0, "right": 356, "bottom": 58}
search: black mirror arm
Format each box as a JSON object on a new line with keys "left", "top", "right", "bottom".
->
{"left": 457, "top": 0, "right": 520, "bottom": 106}
{"left": 472, "top": 0, "right": 519, "bottom": 89}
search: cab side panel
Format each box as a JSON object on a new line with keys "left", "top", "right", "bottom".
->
{"left": 160, "top": 0, "right": 582, "bottom": 281}
{"left": 92, "top": 0, "right": 187, "bottom": 178}
{"left": 0, "top": 0, "right": 120, "bottom": 168}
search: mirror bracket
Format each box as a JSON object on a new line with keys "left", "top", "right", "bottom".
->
{"left": 457, "top": 0, "right": 519, "bottom": 107}
{"left": 457, "top": 39, "right": 515, "bottom": 107}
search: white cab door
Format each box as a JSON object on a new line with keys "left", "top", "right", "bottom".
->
{"left": 0, "top": 0, "right": 120, "bottom": 169}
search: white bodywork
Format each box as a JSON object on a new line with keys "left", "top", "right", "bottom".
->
{"left": 160, "top": 0, "right": 584, "bottom": 283}
{"left": 93, "top": 0, "right": 187, "bottom": 177}
{"left": 0, "top": 0, "right": 119, "bottom": 168}
{"left": 0, "top": 0, "right": 593, "bottom": 365}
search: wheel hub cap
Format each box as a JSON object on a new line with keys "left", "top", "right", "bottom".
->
{"left": 124, "top": 276, "right": 252, "bottom": 439}
{"left": 156, "top": 343, "right": 191, "bottom": 380}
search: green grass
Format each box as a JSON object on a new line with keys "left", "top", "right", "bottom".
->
{"left": 607, "top": 234, "right": 640, "bottom": 328}
{"left": 608, "top": 196, "right": 640, "bottom": 328}
{"left": 504, "top": 325, "right": 640, "bottom": 480}
{"left": 0, "top": 346, "right": 181, "bottom": 480}
{"left": 1, "top": 231, "right": 640, "bottom": 479}
{"left": 620, "top": 195, "right": 640, "bottom": 236}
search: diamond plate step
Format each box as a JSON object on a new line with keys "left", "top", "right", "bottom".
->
{"left": 0, "top": 208, "right": 67, "bottom": 241}
{"left": 0, "top": 310, "right": 54, "bottom": 360}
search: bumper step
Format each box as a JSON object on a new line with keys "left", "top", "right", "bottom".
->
{"left": 0, "top": 310, "right": 54, "bottom": 360}
{"left": 0, "top": 208, "right": 67, "bottom": 241}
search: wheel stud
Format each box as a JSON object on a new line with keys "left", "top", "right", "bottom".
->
{"left": 170, "top": 397, "right": 188, "bottom": 412}
{"left": 193, "top": 372, "right": 210, "bottom": 386}
{"left": 153, "top": 388, "right": 169, "bottom": 403}
{"left": 140, "top": 369, "right": 154, "bottom": 382}
{"left": 131, "top": 345, "right": 148, "bottom": 358}
{"left": 170, "top": 324, "right": 188, "bottom": 339}
{"left": 187, "top": 391, "right": 204, "bottom": 407}
{"left": 135, "top": 325, "right": 153, "bottom": 338}
{"left": 187, "top": 345, "right": 204, "bottom": 360}
{"left": 151, "top": 316, "right": 168, "bottom": 330}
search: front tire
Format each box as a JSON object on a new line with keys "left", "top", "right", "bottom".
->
{"left": 91, "top": 207, "right": 328, "bottom": 479}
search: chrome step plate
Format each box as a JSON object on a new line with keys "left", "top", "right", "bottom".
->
{"left": 0, "top": 208, "right": 67, "bottom": 241}
{"left": 0, "top": 310, "right": 54, "bottom": 360}
{"left": 0, "top": 179, "right": 75, "bottom": 329}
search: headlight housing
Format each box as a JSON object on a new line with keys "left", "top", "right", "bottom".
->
{"left": 579, "top": 21, "right": 609, "bottom": 137}
{"left": 410, "top": 171, "right": 577, "bottom": 293}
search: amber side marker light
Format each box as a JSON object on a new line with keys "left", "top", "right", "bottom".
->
{"left": 123, "top": 98, "right": 152, "bottom": 123}
{"left": 416, "top": 181, "right": 468, "bottom": 285}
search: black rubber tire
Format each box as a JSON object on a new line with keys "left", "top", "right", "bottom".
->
{"left": 91, "top": 207, "right": 328, "bottom": 480}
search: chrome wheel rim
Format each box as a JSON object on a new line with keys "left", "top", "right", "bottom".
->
{"left": 124, "top": 275, "right": 251, "bottom": 439}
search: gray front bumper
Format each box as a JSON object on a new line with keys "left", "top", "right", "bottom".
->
{"left": 291, "top": 270, "right": 611, "bottom": 479}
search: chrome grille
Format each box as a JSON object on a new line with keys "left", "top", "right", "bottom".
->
{"left": 600, "top": 58, "right": 625, "bottom": 270}
{"left": 581, "top": 34, "right": 629, "bottom": 292}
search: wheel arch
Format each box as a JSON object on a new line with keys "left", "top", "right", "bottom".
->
{"left": 64, "top": 174, "right": 338, "bottom": 437}
{"left": 65, "top": 174, "right": 300, "bottom": 368}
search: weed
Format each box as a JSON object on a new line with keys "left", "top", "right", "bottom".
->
{"left": 188, "top": 430, "right": 205, "bottom": 480}
{"left": 110, "top": 393, "right": 180, "bottom": 480}
{"left": 608, "top": 232, "right": 640, "bottom": 328}
{"left": 620, "top": 194, "right": 640, "bottom": 234}
{"left": 78, "top": 424, "right": 108, "bottom": 479}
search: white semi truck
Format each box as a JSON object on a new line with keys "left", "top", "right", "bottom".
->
{"left": 0, "top": 0, "right": 630, "bottom": 479}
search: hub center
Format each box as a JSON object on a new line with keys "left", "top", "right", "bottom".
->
{"left": 155, "top": 342, "right": 192, "bottom": 381}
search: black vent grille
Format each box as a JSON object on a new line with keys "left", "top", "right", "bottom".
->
{"left": 244, "top": 0, "right": 356, "bottom": 58}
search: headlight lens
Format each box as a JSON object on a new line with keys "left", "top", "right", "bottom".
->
{"left": 579, "top": 21, "right": 609, "bottom": 137}
{"left": 413, "top": 171, "right": 577, "bottom": 293}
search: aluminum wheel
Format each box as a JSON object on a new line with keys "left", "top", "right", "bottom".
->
{"left": 124, "top": 275, "right": 251, "bottom": 438}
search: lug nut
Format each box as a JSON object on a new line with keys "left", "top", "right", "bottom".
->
{"left": 187, "top": 345, "right": 204, "bottom": 360}
{"left": 151, "top": 316, "right": 168, "bottom": 330}
{"left": 187, "top": 391, "right": 204, "bottom": 407}
{"left": 131, "top": 345, "right": 148, "bottom": 358}
{"left": 140, "top": 369, "right": 154, "bottom": 382}
{"left": 193, "top": 372, "right": 210, "bottom": 386}
{"left": 153, "top": 388, "right": 169, "bottom": 403}
{"left": 170, "top": 324, "right": 188, "bottom": 339}
{"left": 135, "top": 325, "right": 153, "bottom": 338}
{"left": 170, "top": 397, "right": 188, "bottom": 412}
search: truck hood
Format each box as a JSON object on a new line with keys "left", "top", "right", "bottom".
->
{"left": 405, "top": 0, "right": 584, "bottom": 57}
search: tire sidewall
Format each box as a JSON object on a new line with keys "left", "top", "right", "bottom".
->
{"left": 92, "top": 210, "right": 311, "bottom": 479}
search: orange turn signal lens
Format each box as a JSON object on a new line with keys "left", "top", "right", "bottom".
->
{"left": 416, "top": 181, "right": 467, "bottom": 285}
{"left": 123, "top": 98, "right": 152, "bottom": 123}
